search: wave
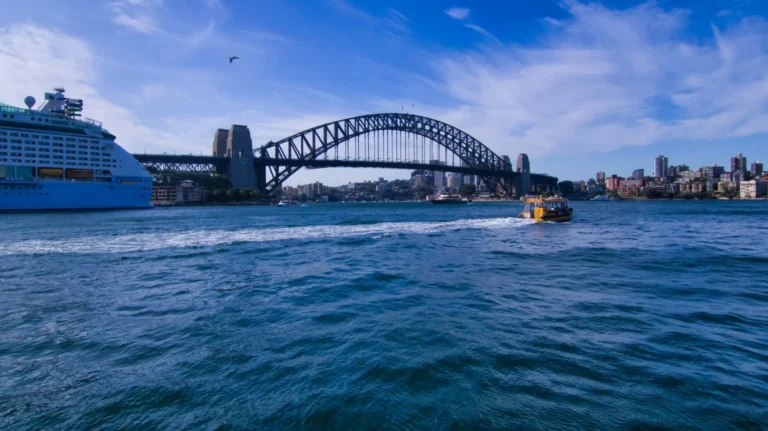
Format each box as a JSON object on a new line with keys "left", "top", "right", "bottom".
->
{"left": 0, "top": 217, "right": 533, "bottom": 256}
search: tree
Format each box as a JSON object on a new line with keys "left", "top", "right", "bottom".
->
{"left": 558, "top": 181, "right": 575, "bottom": 196}
{"left": 459, "top": 184, "right": 476, "bottom": 197}
{"left": 226, "top": 188, "right": 238, "bottom": 201}
{"left": 298, "top": 194, "right": 308, "bottom": 202}
{"left": 212, "top": 189, "right": 226, "bottom": 202}
{"left": 240, "top": 188, "right": 252, "bottom": 201}
{"left": 250, "top": 189, "right": 266, "bottom": 200}
{"left": 643, "top": 188, "right": 663, "bottom": 199}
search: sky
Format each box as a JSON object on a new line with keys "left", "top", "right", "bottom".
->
{"left": 1, "top": 0, "right": 767, "bottom": 184}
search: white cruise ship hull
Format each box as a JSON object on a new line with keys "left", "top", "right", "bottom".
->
{"left": 1, "top": 180, "right": 152, "bottom": 211}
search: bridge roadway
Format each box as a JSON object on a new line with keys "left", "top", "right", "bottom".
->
{"left": 133, "top": 153, "right": 558, "bottom": 192}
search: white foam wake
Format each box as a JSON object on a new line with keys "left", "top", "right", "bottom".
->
{"left": 0, "top": 217, "right": 533, "bottom": 256}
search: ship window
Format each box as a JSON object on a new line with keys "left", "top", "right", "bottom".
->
{"left": 0, "top": 132, "right": 5, "bottom": 135}
{"left": 102, "top": 153, "right": 110, "bottom": 156}
{"left": 66, "top": 150, "right": 75, "bottom": 154}
{"left": 11, "top": 139, "right": 21, "bottom": 144}
{"left": 66, "top": 138, "right": 75, "bottom": 142}
{"left": 53, "top": 143, "right": 62, "bottom": 147}
{"left": 42, "top": 136, "right": 50, "bottom": 139}
{"left": 53, "top": 137, "right": 63, "bottom": 141}
{"left": 0, "top": 145, "right": 5, "bottom": 149}
{"left": 66, "top": 144, "right": 75, "bottom": 148}
{"left": 90, "top": 152, "right": 99, "bottom": 155}
{"left": 31, "top": 135, "right": 39, "bottom": 138}
{"left": 90, "top": 140, "right": 99, "bottom": 144}
{"left": 90, "top": 146, "right": 99, "bottom": 150}
{"left": 79, "top": 139, "right": 87, "bottom": 143}
{"left": 21, "top": 134, "right": 29, "bottom": 138}
{"left": 78, "top": 145, "right": 87, "bottom": 149}
{"left": 0, "top": 139, "right": 6, "bottom": 142}
{"left": 10, "top": 133, "right": 18, "bottom": 137}
{"left": 25, "top": 140, "right": 35, "bottom": 145}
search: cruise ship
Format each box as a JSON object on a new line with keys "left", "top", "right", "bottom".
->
{"left": 0, "top": 89, "right": 152, "bottom": 211}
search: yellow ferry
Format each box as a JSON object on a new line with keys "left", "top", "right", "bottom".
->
{"left": 519, "top": 196, "right": 573, "bottom": 222}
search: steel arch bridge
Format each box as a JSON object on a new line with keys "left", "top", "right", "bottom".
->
{"left": 258, "top": 113, "right": 517, "bottom": 195}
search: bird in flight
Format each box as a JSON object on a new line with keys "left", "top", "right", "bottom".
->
{"left": 229, "top": 56, "right": 240, "bottom": 63}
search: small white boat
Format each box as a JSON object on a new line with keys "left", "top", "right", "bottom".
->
{"left": 277, "top": 200, "right": 297, "bottom": 206}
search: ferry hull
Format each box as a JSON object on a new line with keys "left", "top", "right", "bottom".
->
{"left": 1, "top": 180, "right": 152, "bottom": 211}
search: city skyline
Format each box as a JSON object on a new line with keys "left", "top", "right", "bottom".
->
{"left": 2, "top": 0, "right": 768, "bottom": 185}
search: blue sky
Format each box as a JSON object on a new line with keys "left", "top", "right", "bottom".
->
{"left": 2, "top": 0, "right": 767, "bottom": 184}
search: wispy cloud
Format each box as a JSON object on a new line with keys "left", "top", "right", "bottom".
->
{"left": 445, "top": 7, "right": 470, "bottom": 20}
{"left": 110, "top": 0, "right": 163, "bottom": 34}
{"left": 185, "top": 21, "right": 216, "bottom": 53}
{"left": 327, "top": 0, "right": 373, "bottom": 21}
{"left": 385, "top": 8, "right": 411, "bottom": 34}
{"left": 203, "top": 0, "right": 224, "bottom": 10}
{"left": 429, "top": 2, "right": 768, "bottom": 158}
{"left": 463, "top": 24, "right": 501, "bottom": 45}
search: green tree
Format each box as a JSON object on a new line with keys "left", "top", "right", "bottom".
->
{"left": 240, "top": 188, "right": 252, "bottom": 201}
{"left": 558, "top": 181, "right": 575, "bottom": 196}
{"left": 250, "top": 189, "right": 266, "bottom": 200}
{"left": 459, "top": 184, "right": 476, "bottom": 197}
{"left": 298, "top": 194, "right": 308, "bottom": 202}
{"left": 226, "top": 188, "right": 238, "bottom": 201}
{"left": 212, "top": 189, "right": 226, "bottom": 202}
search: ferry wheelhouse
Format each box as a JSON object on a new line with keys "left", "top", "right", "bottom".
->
{"left": 0, "top": 89, "right": 152, "bottom": 211}
{"left": 519, "top": 196, "right": 573, "bottom": 222}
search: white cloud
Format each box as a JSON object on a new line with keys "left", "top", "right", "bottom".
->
{"left": 0, "top": 24, "right": 195, "bottom": 154}
{"left": 110, "top": 0, "right": 162, "bottom": 34}
{"left": 426, "top": 2, "right": 768, "bottom": 159}
{"left": 185, "top": 21, "right": 216, "bottom": 53}
{"left": 445, "top": 7, "right": 470, "bottom": 20}
{"left": 463, "top": 24, "right": 501, "bottom": 45}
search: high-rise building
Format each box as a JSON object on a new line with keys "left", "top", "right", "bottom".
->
{"left": 667, "top": 166, "right": 677, "bottom": 178}
{"left": 596, "top": 171, "right": 606, "bottom": 184}
{"left": 446, "top": 173, "right": 462, "bottom": 189}
{"left": 430, "top": 160, "right": 446, "bottom": 191}
{"left": 516, "top": 154, "right": 530, "bottom": 173}
{"left": 751, "top": 161, "right": 764, "bottom": 177}
{"left": 731, "top": 153, "right": 747, "bottom": 175}
{"left": 654, "top": 155, "right": 668, "bottom": 178}
{"left": 632, "top": 169, "right": 644, "bottom": 180}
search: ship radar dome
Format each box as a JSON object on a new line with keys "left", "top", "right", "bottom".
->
{"left": 24, "top": 96, "right": 36, "bottom": 109}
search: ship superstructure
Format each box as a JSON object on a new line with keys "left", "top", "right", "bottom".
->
{"left": 0, "top": 88, "right": 152, "bottom": 210}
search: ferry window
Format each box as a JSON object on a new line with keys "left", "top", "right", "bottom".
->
{"left": 53, "top": 143, "right": 62, "bottom": 147}
{"left": 10, "top": 133, "right": 18, "bottom": 137}
{"left": 53, "top": 137, "right": 63, "bottom": 141}
{"left": 66, "top": 138, "right": 75, "bottom": 142}
{"left": 25, "top": 141, "right": 35, "bottom": 145}
{"left": 90, "top": 140, "right": 99, "bottom": 144}
{"left": 42, "top": 136, "right": 50, "bottom": 139}
{"left": 31, "top": 135, "right": 39, "bottom": 138}
{"left": 66, "top": 144, "right": 75, "bottom": 148}
{"left": 11, "top": 139, "right": 21, "bottom": 144}
{"left": 79, "top": 139, "right": 87, "bottom": 143}
{"left": 21, "top": 134, "right": 29, "bottom": 138}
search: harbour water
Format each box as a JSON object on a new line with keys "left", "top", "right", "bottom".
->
{"left": 1, "top": 201, "right": 767, "bottom": 429}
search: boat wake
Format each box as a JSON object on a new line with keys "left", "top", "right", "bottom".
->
{"left": 0, "top": 217, "right": 534, "bottom": 255}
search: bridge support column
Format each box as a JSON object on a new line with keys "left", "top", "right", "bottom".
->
{"left": 254, "top": 161, "right": 266, "bottom": 193}
{"left": 225, "top": 125, "right": 256, "bottom": 189}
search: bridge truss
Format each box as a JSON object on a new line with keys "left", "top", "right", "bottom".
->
{"left": 259, "top": 113, "right": 514, "bottom": 194}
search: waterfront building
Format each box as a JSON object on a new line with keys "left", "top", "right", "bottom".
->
{"left": 740, "top": 180, "right": 768, "bottom": 199}
{"left": 751, "top": 161, "right": 763, "bottom": 177}
{"left": 152, "top": 180, "right": 208, "bottom": 204}
{"left": 618, "top": 179, "right": 642, "bottom": 196}
{"left": 632, "top": 169, "right": 644, "bottom": 181}
{"left": 596, "top": 171, "right": 605, "bottom": 184}
{"left": 731, "top": 153, "right": 747, "bottom": 177}
{"left": 605, "top": 175, "right": 621, "bottom": 191}
{"left": 302, "top": 183, "right": 314, "bottom": 199}
{"left": 654, "top": 156, "right": 668, "bottom": 178}
{"left": 680, "top": 170, "right": 698, "bottom": 181}
{"left": 692, "top": 182, "right": 705, "bottom": 194}
{"left": 717, "top": 181, "right": 732, "bottom": 193}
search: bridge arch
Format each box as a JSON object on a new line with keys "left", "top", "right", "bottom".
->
{"left": 258, "top": 113, "right": 513, "bottom": 194}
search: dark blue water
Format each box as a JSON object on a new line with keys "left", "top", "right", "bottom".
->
{"left": 1, "top": 201, "right": 767, "bottom": 429}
